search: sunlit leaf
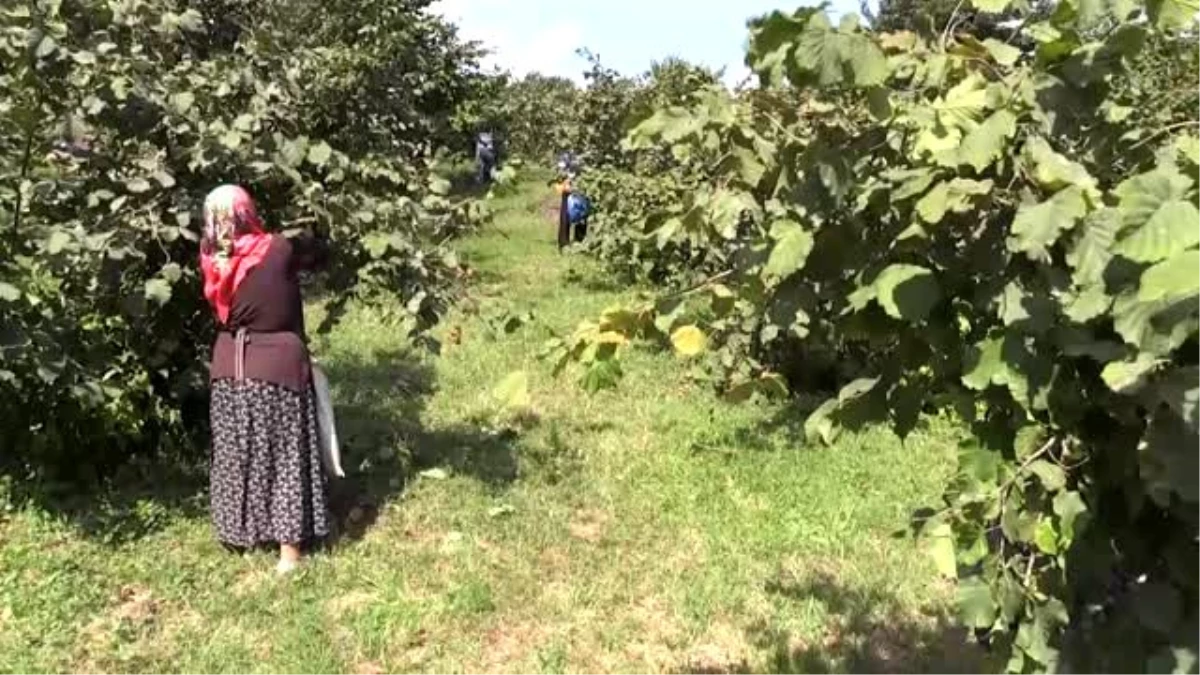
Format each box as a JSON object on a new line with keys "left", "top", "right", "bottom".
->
{"left": 927, "top": 520, "right": 957, "bottom": 578}
{"left": 763, "top": 220, "right": 814, "bottom": 284}
{"left": 957, "top": 109, "right": 1017, "bottom": 172}
{"left": 1008, "top": 187, "right": 1090, "bottom": 261}
{"left": 307, "top": 141, "right": 333, "bottom": 166}
{"left": 671, "top": 325, "right": 707, "bottom": 357}
{"left": 958, "top": 577, "right": 998, "bottom": 629}
{"left": 492, "top": 371, "right": 530, "bottom": 409}
{"left": 873, "top": 264, "right": 939, "bottom": 321}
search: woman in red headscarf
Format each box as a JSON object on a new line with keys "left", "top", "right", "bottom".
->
{"left": 200, "top": 184, "right": 330, "bottom": 574}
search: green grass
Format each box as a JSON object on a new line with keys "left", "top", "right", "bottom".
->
{"left": 0, "top": 177, "right": 987, "bottom": 673}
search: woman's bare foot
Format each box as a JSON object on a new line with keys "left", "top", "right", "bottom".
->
{"left": 277, "top": 543, "right": 302, "bottom": 575}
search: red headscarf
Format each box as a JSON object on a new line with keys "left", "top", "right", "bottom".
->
{"left": 199, "top": 184, "right": 274, "bottom": 325}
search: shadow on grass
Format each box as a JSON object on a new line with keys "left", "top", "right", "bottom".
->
{"left": 1, "top": 345, "right": 521, "bottom": 549}
{"left": 320, "top": 346, "right": 521, "bottom": 545}
{"left": 561, "top": 265, "right": 631, "bottom": 294}
{"left": 746, "top": 570, "right": 988, "bottom": 674}
{"left": 0, "top": 458, "right": 209, "bottom": 547}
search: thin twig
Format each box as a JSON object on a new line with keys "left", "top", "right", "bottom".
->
{"left": 940, "top": 0, "right": 967, "bottom": 52}
{"left": 660, "top": 269, "right": 736, "bottom": 300}
{"left": 1126, "top": 120, "right": 1200, "bottom": 153}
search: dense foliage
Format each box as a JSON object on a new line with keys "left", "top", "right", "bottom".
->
{"left": 547, "top": 0, "right": 1200, "bottom": 671}
{"left": 0, "top": 0, "right": 487, "bottom": 486}
{"left": 462, "top": 53, "right": 721, "bottom": 167}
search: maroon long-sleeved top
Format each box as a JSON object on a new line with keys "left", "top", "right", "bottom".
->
{"left": 208, "top": 234, "right": 326, "bottom": 392}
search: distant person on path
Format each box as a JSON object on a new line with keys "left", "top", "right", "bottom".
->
{"left": 199, "top": 184, "right": 331, "bottom": 574}
{"left": 554, "top": 152, "right": 591, "bottom": 250}
{"left": 475, "top": 131, "right": 498, "bottom": 185}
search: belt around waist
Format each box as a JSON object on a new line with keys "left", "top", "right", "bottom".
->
{"left": 217, "top": 328, "right": 302, "bottom": 381}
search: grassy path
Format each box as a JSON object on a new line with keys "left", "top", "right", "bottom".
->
{"left": 1, "top": 179, "right": 982, "bottom": 673}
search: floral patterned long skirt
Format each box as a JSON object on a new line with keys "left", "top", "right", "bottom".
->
{"left": 209, "top": 378, "right": 330, "bottom": 548}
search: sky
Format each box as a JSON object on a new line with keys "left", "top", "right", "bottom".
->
{"left": 431, "top": 0, "right": 868, "bottom": 86}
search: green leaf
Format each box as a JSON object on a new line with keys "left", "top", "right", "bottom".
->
{"left": 957, "top": 109, "right": 1018, "bottom": 173}
{"left": 1067, "top": 208, "right": 1119, "bottom": 286}
{"left": 1025, "top": 137, "right": 1098, "bottom": 193}
{"left": 982, "top": 38, "right": 1021, "bottom": 66}
{"left": 1155, "top": 366, "right": 1200, "bottom": 430}
{"left": 1101, "top": 354, "right": 1165, "bottom": 393}
{"left": 962, "top": 333, "right": 1053, "bottom": 408}
{"left": 1076, "top": 0, "right": 1139, "bottom": 29}
{"left": 934, "top": 74, "right": 990, "bottom": 130}
{"left": 1115, "top": 167, "right": 1194, "bottom": 232}
{"left": 999, "top": 281, "right": 1054, "bottom": 333}
{"left": 1148, "top": 647, "right": 1199, "bottom": 675}
{"left": 962, "top": 335, "right": 1004, "bottom": 391}
{"left": 838, "top": 377, "right": 880, "bottom": 403}
{"left": 957, "top": 577, "right": 998, "bottom": 629}
{"left": 763, "top": 220, "right": 814, "bottom": 284}
{"left": 1053, "top": 490, "right": 1087, "bottom": 544}
{"left": 169, "top": 91, "right": 195, "bottom": 114}
{"left": 144, "top": 278, "right": 172, "bottom": 305}
{"left": 1029, "top": 459, "right": 1066, "bottom": 492}
{"left": 804, "top": 398, "right": 842, "bottom": 445}
{"left": 125, "top": 178, "right": 152, "bottom": 194}
{"left": 1033, "top": 518, "right": 1059, "bottom": 554}
{"left": 46, "top": 230, "right": 72, "bottom": 255}
{"left": 671, "top": 325, "right": 707, "bottom": 357}
{"left": 35, "top": 35, "right": 57, "bottom": 59}
{"left": 581, "top": 358, "right": 623, "bottom": 394}
{"left": 792, "top": 13, "right": 889, "bottom": 87}
{"left": 160, "top": 263, "right": 183, "bottom": 283}
{"left": 1113, "top": 200, "right": 1200, "bottom": 263}
{"left": 915, "top": 179, "right": 992, "bottom": 224}
{"left": 1111, "top": 292, "right": 1195, "bottom": 355}
{"left": 927, "top": 521, "right": 957, "bottom": 578}
{"left": 492, "top": 371, "right": 530, "bottom": 409}
{"left": 873, "top": 264, "right": 939, "bottom": 321}
{"left": 154, "top": 171, "right": 176, "bottom": 188}
{"left": 279, "top": 137, "right": 308, "bottom": 167}
{"left": 0, "top": 282, "right": 20, "bottom": 302}
{"left": 1008, "top": 186, "right": 1090, "bottom": 261}
{"left": 307, "top": 141, "right": 333, "bottom": 166}
{"left": 1138, "top": 250, "right": 1200, "bottom": 303}
{"left": 1063, "top": 284, "right": 1112, "bottom": 323}
{"left": 707, "top": 189, "right": 758, "bottom": 239}
{"left": 1147, "top": 0, "right": 1200, "bottom": 29}
{"left": 971, "top": 0, "right": 1012, "bottom": 10}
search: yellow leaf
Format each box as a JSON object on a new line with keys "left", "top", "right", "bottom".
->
{"left": 671, "top": 325, "right": 707, "bottom": 357}
{"left": 595, "top": 331, "right": 629, "bottom": 345}
{"left": 492, "top": 371, "right": 530, "bottom": 409}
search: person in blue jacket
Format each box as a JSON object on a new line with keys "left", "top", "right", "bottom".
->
{"left": 554, "top": 155, "right": 591, "bottom": 250}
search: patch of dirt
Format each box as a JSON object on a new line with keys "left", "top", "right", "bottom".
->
{"left": 476, "top": 620, "right": 548, "bottom": 673}
{"left": 231, "top": 566, "right": 271, "bottom": 597}
{"left": 678, "top": 622, "right": 752, "bottom": 674}
{"left": 354, "top": 660, "right": 386, "bottom": 675}
{"left": 73, "top": 584, "right": 167, "bottom": 672}
{"left": 568, "top": 509, "right": 609, "bottom": 544}
{"left": 113, "top": 584, "right": 159, "bottom": 623}
{"left": 325, "top": 590, "right": 379, "bottom": 619}
{"left": 537, "top": 545, "right": 571, "bottom": 577}
{"left": 622, "top": 596, "right": 686, "bottom": 672}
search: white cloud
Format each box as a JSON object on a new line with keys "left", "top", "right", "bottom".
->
{"left": 431, "top": 0, "right": 587, "bottom": 83}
